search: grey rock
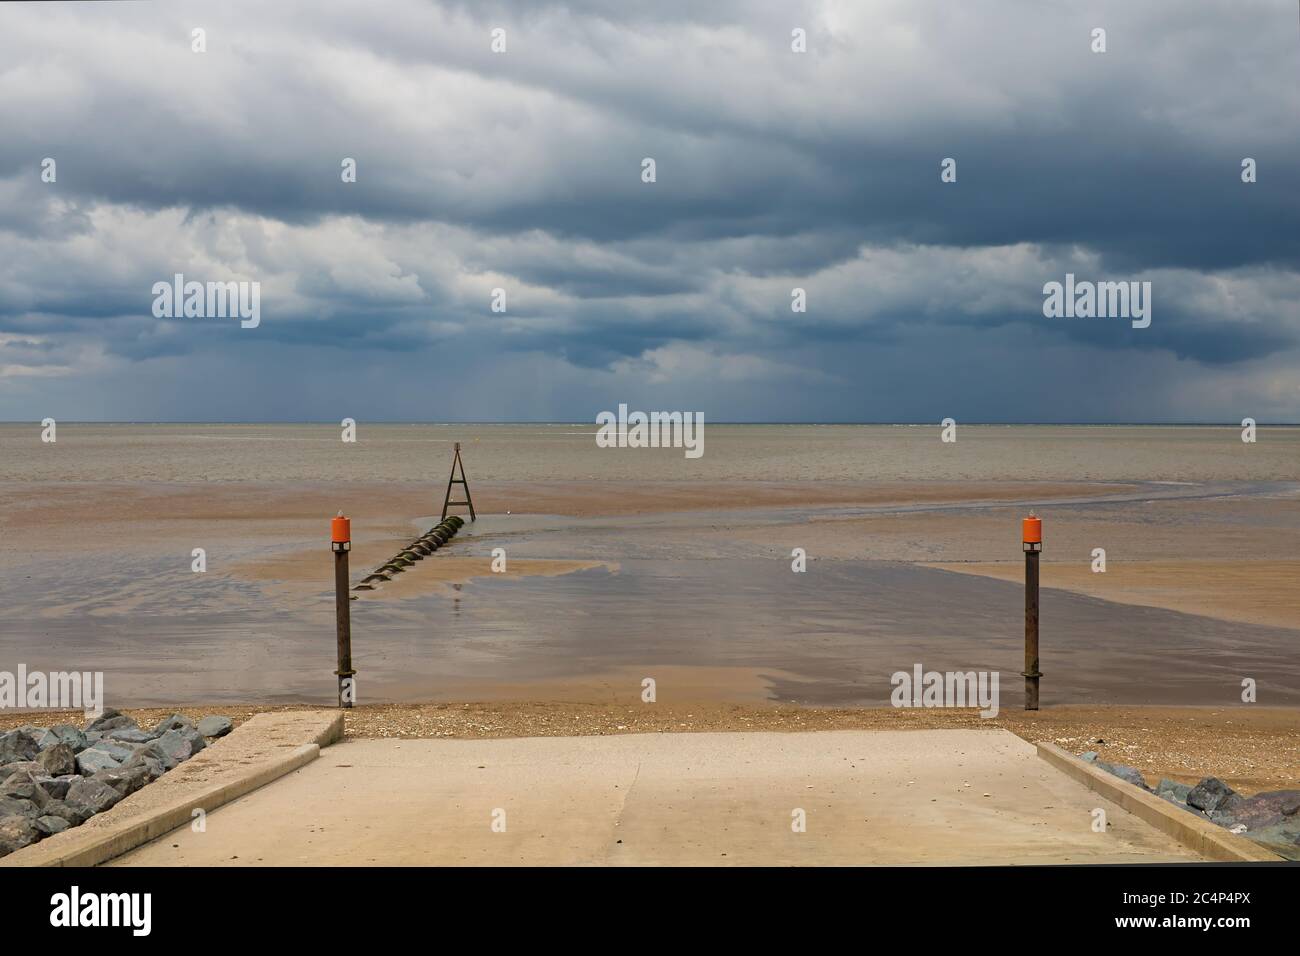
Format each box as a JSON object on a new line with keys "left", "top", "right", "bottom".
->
{"left": 84, "top": 709, "right": 137, "bottom": 734}
{"left": 1099, "top": 762, "right": 1149, "bottom": 790}
{"left": 34, "top": 775, "right": 78, "bottom": 800}
{"left": 181, "top": 726, "right": 206, "bottom": 755}
{"left": 127, "top": 740, "right": 176, "bottom": 774}
{"left": 197, "top": 716, "right": 233, "bottom": 739}
{"left": 1155, "top": 779, "right": 1193, "bottom": 803}
{"left": 38, "top": 724, "right": 89, "bottom": 753}
{"left": 123, "top": 750, "right": 165, "bottom": 782}
{"left": 90, "top": 765, "right": 148, "bottom": 797}
{"left": 65, "top": 777, "right": 123, "bottom": 815}
{"left": 152, "top": 713, "right": 196, "bottom": 735}
{"left": 34, "top": 814, "right": 69, "bottom": 836}
{"left": 104, "top": 727, "right": 155, "bottom": 745}
{"left": 1248, "top": 826, "right": 1300, "bottom": 861}
{"left": 1208, "top": 809, "right": 1240, "bottom": 828}
{"left": 0, "top": 813, "right": 38, "bottom": 856}
{"left": 95, "top": 716, "right": 137, "bottom": 733}
{"left": 154, "top": 729, "right": 194, "bottom": 765}
{"left": 1, "top": 761, "right": 41, "bottom": 780}
{"left": 75, "top": 747, "right": 124, "bottom": 776}
{"left": 1187, "top": 777, "right": 1241, "bottom": 814}
{"left": 1247, "top": 789, "right": 1300, "bottom": 811}
{"left": 0, "top": 795, "right": 39, "bottom": 819}
{"left": 1160, "top": 791, "right": 1196, "bottom": 812}
{"left": 0, "top": 729, "right": 40, "bottom": 765}
{"left": 1223, "top": 790, "right": 1300, "bottom": 831}
{"left": 91, "top": 740, "right": 133, "bottom": 761}
{"left": 1, "top": 771, "right": 51, "bottom": 810}
{"left": 36, "top": 743, "right": 77, "bottom": 777}
{"left": 39, "top": 798, "right": 90, "bottom": 826}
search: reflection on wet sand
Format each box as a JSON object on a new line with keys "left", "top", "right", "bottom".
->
{"left": 6, "top": 543, "right": 1298, "bottom": 709}
{"left": 3, "top": 426, "right": 1298, "bottom": 710}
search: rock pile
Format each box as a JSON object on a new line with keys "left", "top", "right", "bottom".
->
{"left": 0, "top": 709, "right": 233, "bottom": 858}
{"left": 1079, "top": 751, "right": 1300, "bottom": 860}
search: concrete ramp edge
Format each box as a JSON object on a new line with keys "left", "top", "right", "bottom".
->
{"left": 1035, "top": 741, "right": 1282, "bottom": 863}
{"left": 2, "top": 710, "right": 344, "bottom": 868}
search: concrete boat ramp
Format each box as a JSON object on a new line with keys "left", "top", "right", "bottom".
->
{"left": 115, "top": 727, "right": 1206, "bottom": 865}
{"left": 10, "top": 711, "right": 1275, "bottom": 866}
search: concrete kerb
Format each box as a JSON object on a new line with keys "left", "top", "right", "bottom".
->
{"left": 1035, "top": 741, "right": 1283, "bottom": 863}
{"left": 3, "top": 710, "right": 344, "bottom": 868}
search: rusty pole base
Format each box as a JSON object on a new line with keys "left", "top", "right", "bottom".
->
{"left": 1021, "top": 671, "right": 1042, "bottom": 711}
{"left": 335, "top": 670, "right": 356, "bottom": 709}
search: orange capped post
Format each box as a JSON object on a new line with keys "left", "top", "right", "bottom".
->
{"left": 1022, "top": 512, "right": 1042, "bottom": 711}
{"left": 1022, "top": 515, "right": 1042, "bottom": 546}
{"left": 331, "top": 510, "right": 355, "bottom": 708}
{"left": 331, "top": 513, "right": 351, "bottom": 548}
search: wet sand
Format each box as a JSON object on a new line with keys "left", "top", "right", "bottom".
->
{"left": 3, "top": 477, "right": 1300, "bottom": 710}
{"left": 0, "top": 477, "right": 1132, "bottom": 568}
{"left": 929, "top": 561, "right": 1300, "bottom": 631}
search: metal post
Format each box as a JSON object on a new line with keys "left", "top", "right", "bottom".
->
{"left": 1022, "top": 513, "right": 1042, "bottom": 711}
{"left": 331, "top": 512, "right": 354, "bottom": 708}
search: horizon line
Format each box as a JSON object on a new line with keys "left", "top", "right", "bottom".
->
{"left": 3, "top": 420, "right": 1297, "bottom": 427}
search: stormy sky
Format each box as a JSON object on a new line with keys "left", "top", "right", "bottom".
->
{"left": 0, "top": 0, "right": 1297, "bottom": 422}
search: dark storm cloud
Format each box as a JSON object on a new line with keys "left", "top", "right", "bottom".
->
{"left": 0, "top": 0, "right": 1297, "bottom": 421}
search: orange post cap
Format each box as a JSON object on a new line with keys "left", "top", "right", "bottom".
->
{"left": 1022, "top": 514, "right": 1042, "bottom": 544}
{"left": 331, "top": 512, "right": 351, "bottom": 544}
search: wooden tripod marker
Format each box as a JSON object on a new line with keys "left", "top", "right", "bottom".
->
{"left": 441, "top": 441, "right": 476, "bottom": 521}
